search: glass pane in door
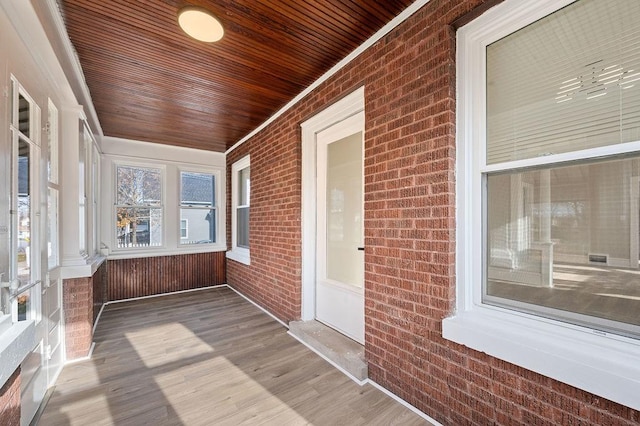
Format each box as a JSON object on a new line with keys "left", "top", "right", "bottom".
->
{"left": 326, "top": 131, "right": 363, "bottom": 287}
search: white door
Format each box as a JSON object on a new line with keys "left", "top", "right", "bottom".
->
{"left": 10, "top": 81, "right": 48, "bottom": 425}
{"left": 316, "top": 111, "right": 365, "bottom": 344}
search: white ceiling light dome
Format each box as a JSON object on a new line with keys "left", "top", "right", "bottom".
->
{"left": 178, "top": 6, "right": 224, "bottom": 43}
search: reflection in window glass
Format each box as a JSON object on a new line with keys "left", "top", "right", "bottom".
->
{"left": 483, "top": 0, "right": 640, "bottom": 339}
{"left": 485, "top": 157, "right": 640, "bottom": 336}
{"left": 180, "top": 172, "right": 216, "bottom": 244}
{"left": 17, "top": 139, "right": 31, "bottom": 320}
{"left": 47, "top": 188, "right": 58, "bottom": 268}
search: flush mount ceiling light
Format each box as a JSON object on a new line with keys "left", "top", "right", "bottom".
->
{"left": 178, "top": 6, "right": 224, "bottom": 43}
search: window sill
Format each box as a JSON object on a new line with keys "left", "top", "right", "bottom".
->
{"left": 442, "top": 307, "right": 640, "bottom": 411}
{"left": 107, "top": 244, "right": 228, "bottom": 260}
{"left": 226, "top": 248, "right": 250, "bottom": 265}
{"left": 0, "top": 319, "right": 35, "bottom": 389}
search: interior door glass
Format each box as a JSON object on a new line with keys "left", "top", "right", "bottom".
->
{"left": 326, "top": 131, "right": 363, "bottom": 288}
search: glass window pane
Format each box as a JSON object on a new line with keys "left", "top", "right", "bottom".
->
{"left": 485, "top": 156, "right": 640, "bottom": 337}
{"left": 17, "top": 94, "right": 30, "bottom": 137}
{"left": 181, "top": 172, "right": 215, "bottom": 206}
{"left": 180, "top": 208, "right": 215, "bottom": 244}
{"left": 116, "top": 166, "right": 161, "bottom": 205}
{"left": 48, "top": 188, "right": 58, "bottom": 268}
{"left": 238, "top": 167, "right": 250, "bottom": 206}
{"left": 486, "top": 0, "right": 640, "bottom": 164}
{"left": 326, "top": 132, "right": 363, "bottom": 287}
{"left": 47, "top": 102, "right": 58, "bottom": 184}
{"left": 18, "top": 139, "right": 30, "bottom": 284}
{"left": 237, "top": 206, "right": 249, "bottom": 248}
{"left": 17, "top": 290, "right": 30, "bottom": 322}
{"left": 116, "top": 207, "right": 162, "bottom": 248}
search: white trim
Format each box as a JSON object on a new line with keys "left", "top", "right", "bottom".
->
{"left": 300, "top": 87, "right": 364, "bottom": 321}
{"left": 64, "top": 342, "right": 95, "bottom": 365}
{"left": 228, "top": 155, "right": 250, "bottom": 265}
{"left": 92, "top": 303, "right": 107, "bottom": 335}
{"left": 101, "top": 284, "right": 228, "bottom": 307}
{"left": 226, "top": 285, "right": 288, "bottom": 329}
{"left": 448, "top": 0, "right": 640, "bottom": 411}
{"left": 287, "top": 330, "right": 366, "bottom": 385}
{"left": 0, "top": 320, "right": 35, "bottom": 388}
{"left": 225, "top": 0, "right": 432, "bottom": 155}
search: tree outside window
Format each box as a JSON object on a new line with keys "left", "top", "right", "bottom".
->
{"left": 116, "top": 165, "right": 162, "bottom": 248}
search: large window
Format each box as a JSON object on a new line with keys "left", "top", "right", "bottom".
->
{"left": 446, "top": 0, "right": 640, "bottom": 411}
{"left": 180, "top": 171, "right": 216, "bottom": 244}
{"left": 227, "top": 156, "right": 250, "bottom": 264}
{"left": 115, "top": 165, "right": 163, "bottom": 248}
{"left": 484, "top": 0, "right": 640, "bottom": 338}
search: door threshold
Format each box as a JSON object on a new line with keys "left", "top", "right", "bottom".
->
{"left": 288, "top": 320, "right": 368, "bottom": 382}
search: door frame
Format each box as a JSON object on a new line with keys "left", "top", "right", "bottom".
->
{"left": 300, "top": 86, "right": 364, "bottom": 321}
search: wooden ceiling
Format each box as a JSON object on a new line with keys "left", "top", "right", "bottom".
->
{"left": 58, "top": 0, "right": 415, "bottom": 152}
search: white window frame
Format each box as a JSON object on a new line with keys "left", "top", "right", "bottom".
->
{"left": 113, "top": 162, "right": 165, "bottom": 251}
{"left": 47, "top": 99, "right": 59, "bottom": 270}
{"left": 227, "top": 155, "right": 250, "bottom": 265}
{"left": 178, "top": 168, "right": 220, "bottom": 246}
{"left": 444, "top": 0, "right": 640, "bottom": 411}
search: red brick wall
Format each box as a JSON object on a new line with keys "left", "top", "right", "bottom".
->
{"left": 226, "top": 127, "right": 302, "bottom": 323}
{"left": 0, "top": 368, "right": 20, "bottom": 426}
{"left": 64, "top": 262, "right": 109, "bottom": 360}
{"left": 226, "top": 0, "right": 640, "bottom": 424}
{"left": 64, "top": 275, "right": 94, "bottom": 360}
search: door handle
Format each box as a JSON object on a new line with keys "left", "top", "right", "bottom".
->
{"left": 357, "top": 247, "right": 365, "bottom": 251}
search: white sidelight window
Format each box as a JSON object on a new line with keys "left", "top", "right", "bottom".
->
{"left": 227, "top": 155, "right": 250, "bottom": 264}
{"left": 446, "top": 0, "right": 640, "bottom": 411}
{"left": 115, "top": 165, "right": 163, "bottom": 249}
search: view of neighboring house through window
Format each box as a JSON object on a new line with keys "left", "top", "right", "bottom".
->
{"left": 116, "top": 165, "right": 162, "bottom": 248}
{"left": 482, "top": 0, "right": 640, "bottom": 337}
{"left": 180, "top": 171, "right": 216, "bottom": 244}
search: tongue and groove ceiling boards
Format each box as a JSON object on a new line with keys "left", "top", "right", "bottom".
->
{"left": 57, "top": 0, "right": 414, "bottom": 152}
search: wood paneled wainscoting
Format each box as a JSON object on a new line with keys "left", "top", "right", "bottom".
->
{"left": 106, "top": 252, "right": 226, "bottom": 301}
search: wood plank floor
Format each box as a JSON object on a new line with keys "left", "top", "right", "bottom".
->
{"left": 39, "top": 287, "right": 430, "bottom": 425}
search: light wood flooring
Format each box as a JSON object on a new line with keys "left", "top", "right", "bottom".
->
{"left": 39, "top": 287, "right": 430, "bottom": 425}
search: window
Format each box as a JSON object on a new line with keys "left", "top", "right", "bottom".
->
{"left": 4, "top": 78, "right": 41, "bottom": 325}
{"left": 92, "top": 144, "right": 100, "bottom": 255}
{"left": 227, "top": 156, "right": 250, "bottom": 264}
{"left": 115, "top": 165, "right": 163, "bottom": 248}
{"left": 179, "top": 171, "right": 216, "bottom": 244}
{"left": 445, "top": 0, "right": 640, "bottom": 411}
{"left": 78, "top": 124, "right": 87, "bottom": 255}
{"left": 47, "top": 100, "right": 59, "bottom": 269}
